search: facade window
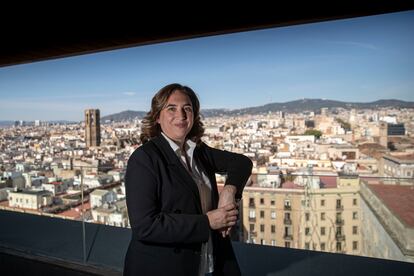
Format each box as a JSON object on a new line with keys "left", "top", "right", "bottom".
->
{"left": 321, "top": 227, "right": 326, "bottom": 236}
{"left": 284, "top": 199, "right": 291, "bottom": 208}
{"left": 353, "top": 226, "right": 358, "bottom": 235}
{"left": 305, "top": 242, "right": 310, "bottom": 250}
{"left": 271, "top": 200, "right": 275, "bottom": 205}
{"left": 249, "top": 198, "right": 255, "bottom": 207}
{"left": 321, "top": 199, "right": 325, "bottom": 207}
{"left": 271, "top": 225, "right": 276, "bottom": 233}
{"left": 336, "top": 242, "right": 342, "bottom": 252}
{"left": 261, "top": 239, "right": 265, "bottom": 245}
{"left": 285, "top": 242, "right": 291, "bottom": 248}
{"left": 305, "top": 212, "right": 310, "bottom": 221}
{"left": 260, "top": 224, "right": 265, "bottom": 232}
{"left": 260, "top": 198, "right": 264, "bottom": 204}
{"left": 284, "top": 212, "right": 291, "bottom": 220}
{"left": 305, "top": 227, "right": 310, "bottom": 236}
{"left": 271, "top": 240, "right": 276, "bottom": 246}
{"left": 271, "top": 211, "right": 276, "bottom": 219}
{"left": 353, "top": 241, "right": 358, "bottom": 250}
{"left": 249, "top": 210, "right": 256, "bottom": 218}
{"left": 284, "top": 226, "right": 292, "bottom": 236}
{"left": 353, "top": 212, "right": 358, "bottom": 219}
{"left": 353, "top": 198, "right": 357, "bottom": 206}
{"left": 260, "top": 210, "right": 265, "bottom": 218}
{"left": 320, "top": 243, "right": 326, "bottom": 251}
{"left": 321, "top": 212, "right": 326, "bottom": 221}
{"left": 336, "top": 199, "right": 342, "bottom": 208}
{"left": 249, "top": 224, "right": 255, "bottom": 232}
{"left": 336, "top": 212, "right": 342, "bottom": 220}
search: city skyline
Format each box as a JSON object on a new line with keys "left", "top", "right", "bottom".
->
{"left": 0, "top": 10, "right": 413, "bottom": 121}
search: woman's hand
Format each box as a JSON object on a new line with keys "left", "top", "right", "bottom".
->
{"left": 218, "top": 185, "right": 237, "bottom": 237}
{"left": 207, "top": 203, "right": 238, "bottom": 230}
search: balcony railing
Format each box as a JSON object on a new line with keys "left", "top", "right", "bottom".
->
{"left": 283, "top": 234, "right": 293, "bottom": 240}
{"left": 335, "top": 218, "right": 344, "bottom": 225}
{"left": 336, "top": 233, "right": 346, "bottom": 241}
{"left": 283, "top": 218, "right": 292, "bottom": 225}
{"left": 1, "top": 209, "right": 414, "bottom": 275}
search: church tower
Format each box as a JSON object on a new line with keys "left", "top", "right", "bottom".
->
{"left": 85, "top": 109, "right": 101, "bottom": 147}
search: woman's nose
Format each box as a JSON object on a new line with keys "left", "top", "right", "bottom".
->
{"left": 178, "top": 108, "right": 187, "bottom": 119}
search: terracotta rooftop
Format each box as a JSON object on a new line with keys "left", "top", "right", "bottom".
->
{"left": 320, "top": 176, "right": 337, "bottom": 188}
{"left": 280, "top": 181, "right": 304, "bottom": 189}
{"left": 367, "top": 184, "right": 414, "bottom": 227}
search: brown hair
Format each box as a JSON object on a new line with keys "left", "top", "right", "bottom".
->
{"left": 140, "top": 83, "right": 205, "bottom": 144}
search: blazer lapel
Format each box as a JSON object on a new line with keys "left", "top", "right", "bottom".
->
{"left": 152, "top": 136, "right": 202, "bottom": 213}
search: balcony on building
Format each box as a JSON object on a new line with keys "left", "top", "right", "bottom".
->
{"left": 336, "top": 233, "right": 346, "bottom": 242}
{"left": 335, "top": 218, "right": 345, "bottom": 226}
{"left": 336, "top": 205, "right": 344, "bottom": 211}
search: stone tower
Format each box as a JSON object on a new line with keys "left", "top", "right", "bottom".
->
{"left": 85, "top": 109, "right": 101, "bottom": 147}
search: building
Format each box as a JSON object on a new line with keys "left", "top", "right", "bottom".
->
{"left": 359, "top": 179, "right": 414, "bottom": 262}
{"left": 90, "top": 189, "right": 117, "bottom": 208}
{"left": 381, "top": 154, "right": 414, "bottom": 178}
{"left": 85, "top": 109, "right": 101, "bottom": 147}
{"left": 8, "top": 189, "right": 53, "bottom": 209}
{"left": 42, "top": 181, "right": 68, "bottom": 196}
{"left": 241, "top": 174, "right": 361, "bottom": 255}
{"left": 379, "top": 121, "right": 388, "bottom": 148}
{"left": 388, "top": 123, "right": 406, "bottom": 136}
{"left": 91, "top": 199, "right": 129, "bottom": 227}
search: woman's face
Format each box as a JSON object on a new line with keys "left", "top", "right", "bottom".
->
{"left": 157, "top": 90, "right": 194, "bottom": 146}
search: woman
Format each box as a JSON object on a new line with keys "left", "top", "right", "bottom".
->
{"left": 124, "top": 83, "right": 252, "bottom": 276}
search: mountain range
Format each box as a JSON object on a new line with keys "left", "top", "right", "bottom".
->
{"left": 101, "top": 99, "right": 414, "bottom": 122}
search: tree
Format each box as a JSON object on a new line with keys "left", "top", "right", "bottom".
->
{"left": 304, "top": 129, "right": 322, "bottom": 139}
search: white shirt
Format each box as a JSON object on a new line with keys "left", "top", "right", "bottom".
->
{"left": 161, "top": 133, "right": 214, "bottom": 275}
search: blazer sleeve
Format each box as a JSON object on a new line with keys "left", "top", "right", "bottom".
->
{"left": 125, "top": 148, "right": 210, "bottom": 244}
{"left": 202, "top": 143, "right": 253, "bottom": 199}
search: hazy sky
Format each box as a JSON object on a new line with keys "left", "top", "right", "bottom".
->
{"left": 0, "top": 10, "right": 413, "bottom": 121}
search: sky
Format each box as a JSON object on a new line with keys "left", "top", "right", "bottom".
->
{"left": 0, "top": 10, "right": 413, "bottom": 121}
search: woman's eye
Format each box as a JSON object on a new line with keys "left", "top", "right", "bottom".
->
{"left": 184, "top": 107, "right": 193, "bottom": 112}
{"left": 167, "top": 107, "right": 176, "bottom": 112}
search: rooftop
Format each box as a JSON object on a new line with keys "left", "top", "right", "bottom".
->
{"left": 367, "top": 184, "right": 414, "bottom": 227}
{"left": 384, "top": 154, "right": 414, "bottom": 163}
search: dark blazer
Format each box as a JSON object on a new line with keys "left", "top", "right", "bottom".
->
{"left": 123, "top": 135, "right": 252, "bottom": 276}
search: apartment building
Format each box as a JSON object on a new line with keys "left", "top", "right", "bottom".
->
{"left": 241, "top": 174, "right": 361, "bottom": 255}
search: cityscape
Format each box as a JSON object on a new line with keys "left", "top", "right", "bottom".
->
{"left": 0, "top": 102, "right": 413, "bottom": 263}
{"left": 0, "top": 9, "right": 413, "bottom": 270}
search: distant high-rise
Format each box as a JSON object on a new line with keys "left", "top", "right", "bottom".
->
{"left": 85, "top": 109, "right": 101, "bottom": 147}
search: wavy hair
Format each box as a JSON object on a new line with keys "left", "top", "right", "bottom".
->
{"left": 140, "top": 83, "right": 205, "bottom": 144}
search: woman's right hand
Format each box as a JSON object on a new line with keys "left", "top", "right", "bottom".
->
{"left": 206, "top": 203, "right": 238, "bottom": 230}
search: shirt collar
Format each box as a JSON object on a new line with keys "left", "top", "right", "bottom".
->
{"left": 161, "top": 132, "right": 197, "bottom": 159}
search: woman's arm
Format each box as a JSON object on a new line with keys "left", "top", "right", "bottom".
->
{"left": 202, "top": 143, "right": 253, "bottom": 199}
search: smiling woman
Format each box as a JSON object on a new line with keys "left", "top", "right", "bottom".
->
{"left": 124, "top": 83, "right": 253, "bottom": 276}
